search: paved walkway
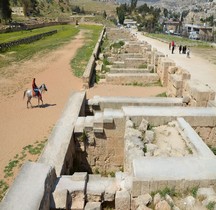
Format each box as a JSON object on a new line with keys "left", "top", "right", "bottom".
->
{"left": 131, "top": 29, "right": 216, "bottom": 95}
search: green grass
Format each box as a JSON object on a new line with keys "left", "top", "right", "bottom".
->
{"left": 70, "top": 24, "right": 103, "bottom": 77}
{"left": 0, "top": 25, "right": 79, "bottom": 69}
{"left": 0, "top": 138, "right": 48, "bottom": 201}
{"left": 156, "top": 92, "right": 167, "bottom": 97}
{"left": 206, "top": 202, "right": 216, "bottom": 210}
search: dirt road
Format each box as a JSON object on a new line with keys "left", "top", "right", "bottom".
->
{"left": 132, "top": 30, "right": 216, "bottom": 94}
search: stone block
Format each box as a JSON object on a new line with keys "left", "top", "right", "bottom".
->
{"left": 115, "top": 190, "right": 130, "bottom": 210}
{"left": 131, "top": 178, "right": 142, "bottom": 197}
{"left": 51, "top": 189, "right": 69, "bottom": 209}
{"left": 84, "top": 202, "right": 102, "bottom": 210}
{"left": 168, "top": 66, "right": 178, "bottom": 74}
{"left": 169, "top": 74, "right": 183, "bottom": 89}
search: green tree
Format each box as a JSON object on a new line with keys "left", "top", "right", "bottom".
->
{"left": 116, "top": 7, "right": 125, "bottom": 24}
{"left": 130, "top": 0, "right": 138, "bottom": 11}
{"left": 21, "top": 0, "right": 38, "bottom": 16}
{"left": 0, "top": 0, "right": 12, "bottom": 23}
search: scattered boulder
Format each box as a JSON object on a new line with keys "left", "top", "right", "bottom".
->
{"left": 155, "top": 200, "right": 171, "bottom": 210}
{"left": 138, "top": 118, "right": 149, "bottom": 132}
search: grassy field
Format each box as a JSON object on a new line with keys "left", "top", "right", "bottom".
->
{"left": 70, "top": 24, "right": 103, "bottom": 77}
{"left": 0, "top": 25, "right": 80, "bottom": 68}
{"left": 0, "top": 24, "right": 103, "bottom": 71}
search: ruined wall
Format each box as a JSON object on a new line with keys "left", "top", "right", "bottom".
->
{"left": 194, "top": 126, "right": 216, "bottom": 147}
{"left": 74, "top": 117, "right": 125, "bottom": 175}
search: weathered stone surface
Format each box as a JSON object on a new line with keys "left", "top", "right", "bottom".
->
{"left": 184, "top": 196, "right": 195, "bottom": 208}
{"left": 155, "top": 200, "right": 171, "bottom": 210}
{"left": 115, "top": 190, "right": 130, "bottom": 210}
{"left": 153, "top": 193, "right": 161, "bottom": 205}
{"left": 138, "top": 118, "right": 149, "bottom": 132}
{"left": 84, "top": 202, "right": 101, "bottom": 210}
{"left": 138, "top": 193, "right": 152, "bottom": 206}
{"left": 197, "top": 187, "right": 216, "bottom": 200}
{"left": 144, "top": 130, "right": 155, "bottom": 143}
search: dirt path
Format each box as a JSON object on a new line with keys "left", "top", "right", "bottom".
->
{"left": 132, "top": 30, "right": 216, "bottom": 94}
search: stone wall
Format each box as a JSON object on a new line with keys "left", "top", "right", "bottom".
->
{"left": 74, "top": 117, "right": 125, "bottom": 174}
{"left": 38, "top": 91, "right": 86, "bottom": 176}
{"left": 82, "top": 27, "right": 106, "bottom": 89}
{"left": 0, "top": 30, "right": 57, "bottom": 52}
{"left": 105, "top": 73, "right": 159, "bottom": 85}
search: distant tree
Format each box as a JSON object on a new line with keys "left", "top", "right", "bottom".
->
{"left": 163, "top": 8, "right": 168, "bottom": 18}
{"left": 21, "top": 0, "right": 38, "bottom": 16}
{"left": 116, "top": 6, "right": 125, "bottom": 24}
{"left": 0, "top": 0, "right": 12, "bottom": 23}
{"left": 130, "top": 0, "right": 138, "bottom": 11}
{"left": 103, "top": 10, "right": 107, "bottom": 19}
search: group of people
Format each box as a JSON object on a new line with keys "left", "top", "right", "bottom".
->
{"left": 169, "top": 41, "right": 190, "bottom": 58}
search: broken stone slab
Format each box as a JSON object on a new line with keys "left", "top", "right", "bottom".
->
{"left": 115, "top": 190, "right": 131, "bottom": 210}
{"left": 197, "top": 187, "right": 216, "bottom": 199}
{"left": 86, "top": 175, "right": 115, "bottom": 202}
{"left": 84, "top": 202, "right": 102, "bottom": 210}
{"left": 53, "top": 175, "right": 87, "bottom": 208}
{"left": 138, "top": 118, "right": 148, "bottom": 132}
{"left": 144, "top": 130, "right": 155, "bottom": 143}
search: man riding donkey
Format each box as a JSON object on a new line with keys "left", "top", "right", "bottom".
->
{"left": 32, "top": 78, "right": 42, "bottom": 99}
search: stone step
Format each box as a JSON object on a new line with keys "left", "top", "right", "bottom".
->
{"left": 93, "top": 112, "right": 104, "bottom": 133}
{"left": 74, "top": 117, "right": 85, "bottom": 133}
{"left": 84, "top": 116, "right": 94, "bottom": 132}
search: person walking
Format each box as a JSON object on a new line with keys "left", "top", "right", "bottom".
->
{"left": 171, "top": 40, "right": 175, "bottom": 54}
{"left": 186, "top": 48, "right": 190, "bottom": 58}
{"left": 179, "top": 45, "right": 182, "bottom": 54}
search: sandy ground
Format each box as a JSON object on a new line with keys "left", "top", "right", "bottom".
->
{"left": 0, "top": 30, "right": 165, "bottom": 182}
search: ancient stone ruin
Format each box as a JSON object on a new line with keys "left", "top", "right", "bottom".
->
{"left": 1, "top": 27, "right": 216, "bottom": 210}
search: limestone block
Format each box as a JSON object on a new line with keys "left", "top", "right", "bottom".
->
{"left": 51, "top": 189, "right": 69, "bottom": 209}
{"left": 168, "top": 66, "right": 178, "bottom": 74}
{"left": 137, "top": 205, "right": 152, "bottom": 210}
{"left": 169, "top": 74, "right": 183, "bottom": 89}
{"left": 70, "top": 191, "right": 85, "bottom": 210}
{"left": 155, "top": 200, "right": 171, "bottom": 210}
{"left": 104, "top": 183, "right": 117, "bottom": 201}
{"left": 197, "top": 187, "right": 216, "bottom": 200}
{"left": 153, "top": 193, "right": 161, "bottom": 205}
{"left": 184, "top": 196, "right": 195, "bottom": 208}
{"left": 131, "top": 179, "right": 142, "bottom": 197}
{"left": 144, "top": 130, "right": 155, "bottom": 143}
{"left": 115, "top": 190, "right": 131, "bottom": 210}
{"left": 137, "top": 193, "right": 152, "bottom": 206}
{"left": 84, "top": 202, "right": 101, "bottom": 210}
{"left": 202, "top": 194, "right": 216, "bottom": 206}
{"left": 138, "top": 118, "right": 148, "bottom": 132}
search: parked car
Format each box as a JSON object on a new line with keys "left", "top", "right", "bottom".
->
{"left": 189, "top": 31, "right": 200, "bottom": 40}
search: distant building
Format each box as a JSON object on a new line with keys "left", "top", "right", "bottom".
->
{"left": 184, "top": 23, "right": 213, "bottom": 41}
